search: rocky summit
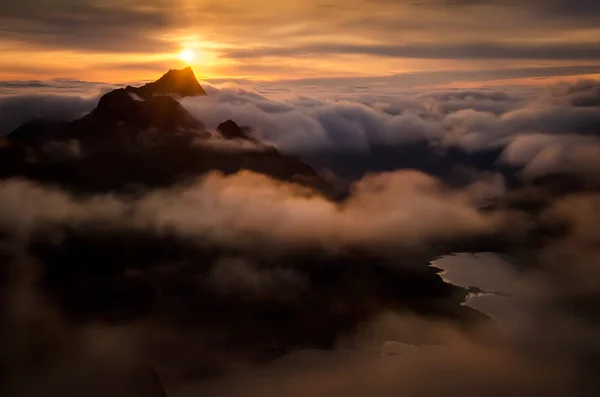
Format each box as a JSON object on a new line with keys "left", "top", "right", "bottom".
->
{"left": 217, "top": 119, "right": 256, "bottom": 141}
{"left": 125, "top": 66, "right": 207, "bottom": 98}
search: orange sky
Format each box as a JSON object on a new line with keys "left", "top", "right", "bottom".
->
{"left": 1, "top": 0, "right": 599, "bottom": 85}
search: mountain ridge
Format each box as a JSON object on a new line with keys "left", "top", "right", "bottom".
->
{"left": 0, "top": 67, "right": 330, "bottom": 194}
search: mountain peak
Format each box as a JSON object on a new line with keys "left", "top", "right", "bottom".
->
{"left": 158, "top": 67, "right": 196, "bottom": 83}
{"left": 127, "top": 67, "right": 207, "bottom": 99}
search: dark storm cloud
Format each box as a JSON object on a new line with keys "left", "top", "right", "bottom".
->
{"left": 223, "top": 42, "right": 600, "bottom": 61}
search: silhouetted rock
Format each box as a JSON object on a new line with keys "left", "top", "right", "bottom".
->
{"left": 217, "top": 119, "right": 254, "bottom": 140}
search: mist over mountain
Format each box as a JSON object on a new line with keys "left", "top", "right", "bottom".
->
{"left": 0, "top": 68, "right": 599, "bottom": 396}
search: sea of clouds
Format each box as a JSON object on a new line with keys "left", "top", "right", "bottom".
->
{"left": 1, "top": 79, "right": 600, "bottom": 396}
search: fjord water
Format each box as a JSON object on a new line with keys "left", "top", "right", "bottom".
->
{"left": 432, "top": 252, "right": 531, "bottom": 324}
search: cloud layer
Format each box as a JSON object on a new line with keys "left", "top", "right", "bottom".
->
{"left": 3, "top": 78, "right": 600, "bottom": 183}
{"left": 179, "top": 80, "right": 600, "bottom": 183}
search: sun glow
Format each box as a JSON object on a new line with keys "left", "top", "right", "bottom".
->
{"left": 178, "top": 49, "right": 195, "bottom": 63}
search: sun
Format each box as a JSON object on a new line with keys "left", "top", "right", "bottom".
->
{"left": 178, "top": 49, "right": 195, "bottom": 63}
